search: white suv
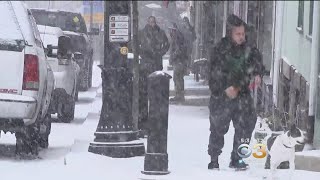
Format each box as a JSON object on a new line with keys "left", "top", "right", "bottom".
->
{"left": 36, "top": 25, "right": 80, "bottom": 123}
{"left": 0, "top": 1, "right": 54, "bottom": 156}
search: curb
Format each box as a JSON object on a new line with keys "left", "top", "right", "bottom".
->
{"left": 295, "top": 154, "right": 320, "bottom": 172}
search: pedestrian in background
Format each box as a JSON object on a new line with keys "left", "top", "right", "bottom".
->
{"left": 181, "top": 17, "right": 196, "bottom": 75}
{"left": 169, "top": 22, "right": 188, "bottom": 103}
{"left": 138, "top": 16, "right": 170, "bottom": 132}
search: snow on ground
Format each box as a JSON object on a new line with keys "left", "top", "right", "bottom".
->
{"left": 0, "top": 59, "right": 319, "bottom": 180}
{"left": 162, "top": 59, "right": 208, "bottom": 91}
{"left": 296, "top": 150, "right": 320, "bottom": 157}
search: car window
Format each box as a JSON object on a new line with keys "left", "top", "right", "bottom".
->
{"left": 31, "top": 10, "right": 87, "bottom": 34}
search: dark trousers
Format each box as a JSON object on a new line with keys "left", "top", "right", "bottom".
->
{"left": 173, "top": 63, "right": 185, "bottom": 98}
{"left": 208, "top": 94, "right": 257, "bottom": 161}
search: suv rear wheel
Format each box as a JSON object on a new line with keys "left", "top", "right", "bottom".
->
{"left": 15, "top": 125, "right": 40, "bottom": 157}
{"left": 79, "top": 62, "right": 90, "bottom": 91}
{"left": 15, "top": 113, "right": 52, "bottom": 156}
{"left": 37, "top": 114, "right": 52, "bottom": 149}
{"left": 58, "top": 95, "right": 75, "bottom": 123}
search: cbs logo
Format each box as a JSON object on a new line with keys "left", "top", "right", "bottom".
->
{"left": 237, "top": 143, "right": 267, "bottom": 159}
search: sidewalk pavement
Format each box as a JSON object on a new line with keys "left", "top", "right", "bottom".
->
{"left": 162, "top": 59, "right": 211, "bottom": 106}
{"left": 295, "top": 149, "right": 320, "bottom": 172}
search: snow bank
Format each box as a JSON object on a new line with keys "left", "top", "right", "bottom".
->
{"left": 296, "top": 150, "right": 320, "bottom": 157}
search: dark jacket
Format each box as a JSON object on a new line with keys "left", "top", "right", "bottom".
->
{"left": 181, "top": 24, "right": 196, "bottom": 53}
{"left": 208, "top": 37, "right": 264, "bottom": 97}
{"left": 169, "top": 29, "right": 187, "bottom": 65}
{"left": 138, "top": 24, "right": 170, "bottom": 71}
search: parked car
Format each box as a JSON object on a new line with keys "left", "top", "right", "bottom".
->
{"left": 36, "top": 25, "right": 80, "bottom": 123}
{"left": 0, "top": 1, "right": 54, "bottom": 156}
{"left": 30, "top": 8, "right": 95, "bottom": 91}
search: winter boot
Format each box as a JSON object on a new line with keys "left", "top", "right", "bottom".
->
{"left": 229, "top": 159, "right": 248, "bottom": 170}
{"left": 208, "top": 156, "right": 219, "bottom": 170}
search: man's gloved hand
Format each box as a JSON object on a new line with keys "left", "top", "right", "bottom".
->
{"left": 224, "top": 86, "right": 241, "bottom": 99}
{"left": 254, "top": 75, "right": 262, "bottom": 87}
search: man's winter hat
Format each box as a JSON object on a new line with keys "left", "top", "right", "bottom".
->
{"left": 225, "top": 14, "right": 247, "bottom": 37}
{"left": 227, "top": 14, "right": 246, "bottom": 27}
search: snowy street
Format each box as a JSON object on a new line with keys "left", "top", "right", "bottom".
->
{"left": 0, "top": 60, "right": 318, "bottom": 180}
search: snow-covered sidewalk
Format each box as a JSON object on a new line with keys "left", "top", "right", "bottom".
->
{"left": 1, "top": 103, "right": 319, "bottom": 180}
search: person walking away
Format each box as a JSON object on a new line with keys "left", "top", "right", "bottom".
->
{"left": 181, "top": 17, "right": 196, "bottom": 75}
{"left": 207, "top": 14, "right": 264, "bottom": 170}
{"left": 168, "top": 23, "right": 188, "bottom": 103}
{"left": 138, "top": 16, "right": 170, "bottom": 132}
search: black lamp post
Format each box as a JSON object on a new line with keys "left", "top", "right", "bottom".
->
{"left": 88, "top": 1, "right": 145, "bottom": 158}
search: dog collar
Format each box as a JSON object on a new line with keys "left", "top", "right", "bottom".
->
{"left": 283, "top": 143, "right": 294, "bottom": 149}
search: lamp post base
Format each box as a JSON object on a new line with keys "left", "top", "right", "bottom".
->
{"left": 141, "top": 170, "right": 170, "bottom": 175}
{"left": 88, "top": 132, "right": 145, "bottom": 158}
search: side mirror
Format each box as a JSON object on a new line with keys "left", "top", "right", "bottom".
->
{"left": 73, "top": 52, "right": 85, "bottom": 66}
{"left": 58, "top": 35, "right": 72, "bottom": 59}
{"left": 88, "top": 28, "right": 100, "bottom": 36}
{"left": 46, "top": 44, "right": 57, "bottom": 58}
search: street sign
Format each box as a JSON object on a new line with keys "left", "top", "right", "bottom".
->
{"left": 110, "top": 15, "right": 129, "bottom": 22}
{"left": 109, "top": 15, "right": 130, "bottom": 42}
{"left": 110, "top": 29, "right": 129, "bottom": 36}
{"left": 110, "top": 22, "right": 129, "bottom": 29}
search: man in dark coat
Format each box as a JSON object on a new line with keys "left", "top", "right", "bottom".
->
{"left": 138, "top": 16, "right": 170, "bottom": 131}
{"left": 168, "top": 23, "right": 188, "bottom": 102}
{"left": 181, "top": 17, "right": 196, "bottom": 75}
{"left": 207, "top": 14, "right": 265, "bottom": 170}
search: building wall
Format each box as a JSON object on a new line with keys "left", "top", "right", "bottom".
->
{"left": 272, "top": 1, "right": 320, "bottom": 145}
{"left": 280, "top": 1, "right": 313, "bottom": 82}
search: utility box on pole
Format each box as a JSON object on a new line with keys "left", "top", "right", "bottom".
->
{"left": 88, "top": 1, "right": 145, "bottom": 158}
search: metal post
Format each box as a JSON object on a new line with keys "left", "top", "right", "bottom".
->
{"left": 132, "top": 0, "right": 139, "bottom": 131}
{"left": 194, "top": 1, "right": 200, "bottom": 60}
{"left": 142, "top": 72, "right": 172, "bottom": 175}
{"left": 223, "top": 1, "right": 228, "bottom": 37}
{"left": 88, "top": 1, "right": 145, "bottom": 158}
{"left": 90, "top": 0, "right": 94, "bottom": 31}
{"left": 310, "top": 1, "right": 320, "bottom": 148}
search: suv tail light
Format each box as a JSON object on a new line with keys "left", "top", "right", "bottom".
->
{"left": 23, "top": 54, "right": 39, "bottom": 91}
